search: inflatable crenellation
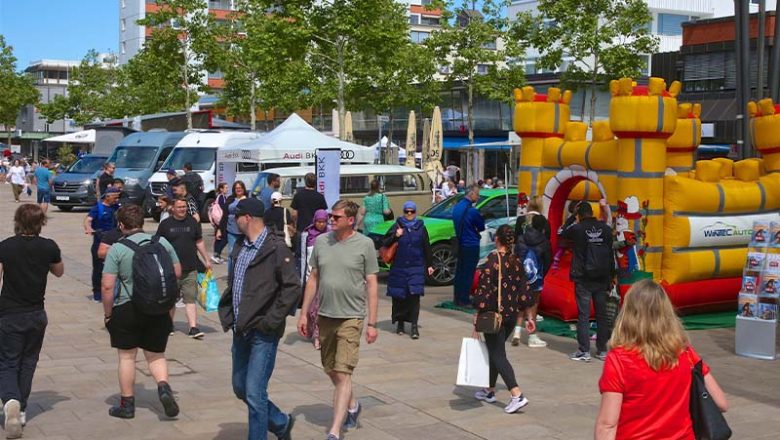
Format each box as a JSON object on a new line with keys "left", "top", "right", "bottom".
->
{"left": 666, "top": 103, "right": 702, "bottom": 172}
{"left": 608, "top": 77, "right": 681, "bottom": 137}
{"left": 748, "top": 98, "right": 780, "bottom": 173}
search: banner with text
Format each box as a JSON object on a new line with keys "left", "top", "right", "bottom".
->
{"left": 316, "top": 148, "right": 341, "bottom": 209}
{"left": 688, "top": 213, "right": 780, "bottom": 247}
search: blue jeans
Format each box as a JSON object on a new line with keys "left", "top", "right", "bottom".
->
{"left": 232, "top": 329, "right": 289, "bottom": 440}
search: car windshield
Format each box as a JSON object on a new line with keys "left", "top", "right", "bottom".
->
{"left": 423, "top": 194, "right": 487, "bottom": 219}
{"left": 67, "top": 156, "right": 105, "bottom": 174}
{"left": 162, "top": 147, "right": 216, "bottom": 171}
{"left": 109, "top": 147, "right": 157, "bottom": 169}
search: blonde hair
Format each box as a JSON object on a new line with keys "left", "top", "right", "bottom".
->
{"left": 609, "top": 279, "right": 689, "bottom": 371}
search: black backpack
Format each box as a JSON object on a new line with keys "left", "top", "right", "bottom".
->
{"left": 119, "top": 236, "right": 178, "bottom": 315}
{"left": 583, "top": 225, "right": 613, "bottom": 280}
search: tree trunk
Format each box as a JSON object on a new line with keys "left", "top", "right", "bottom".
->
{"left": 588, "top": 51, "right": 599, "bottom": 126}
{"left": 388, "top": 114, "right": 395, "bottom": 165}
{"left": 337, "top": 41, "right": 346, "bottom": 141}
{"left": 468, "top": 75, "right": 477, "bottom": 182}
{"left": 250, "top": 80, "right": 257, "bottom": 131}
{"left": 264, "top": 111, "right": 271, "bottom": 132}
{"left": 182, "top": 44, "right": 193, "bottom": 130}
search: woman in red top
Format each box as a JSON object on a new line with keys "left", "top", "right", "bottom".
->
{"left": 595, "top": 279, "right": 728, "bottom": 439}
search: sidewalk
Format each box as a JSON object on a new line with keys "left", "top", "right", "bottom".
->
{"left": 1, "top": 190, "right": 778, "bottom": 439}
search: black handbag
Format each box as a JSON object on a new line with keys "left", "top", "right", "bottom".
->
{"left": 382, "top": 194, "right": 394, "bottom": 221}
{"left": 474, "top": 253, "right": 503, "bottom": 334}
{"left": 689, "top": 355, "right": 731, "bottom": 440}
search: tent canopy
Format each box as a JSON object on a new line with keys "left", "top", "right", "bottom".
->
{"left": 43, "top": 129, "right": 96, "bottom": 144}
{"left": 218, "top": 114, "right": 374, "bottom": 164}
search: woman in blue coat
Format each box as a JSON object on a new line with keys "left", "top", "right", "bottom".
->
{"left": 383, "top": 201, "right": 433, "bottom": 339}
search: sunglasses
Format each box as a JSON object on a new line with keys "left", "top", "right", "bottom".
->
{"left": 329, "top": 213, "right": 345, "bottom": 221}
{"left": 404, "top": 210, "right": 416, "bottom": 214}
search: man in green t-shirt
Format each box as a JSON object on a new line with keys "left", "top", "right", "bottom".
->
{"left": 101, "top": 205, "right": 182, "bottom": 420}
{"left": 298, "top": 199, "right": 379, "bottom": 440}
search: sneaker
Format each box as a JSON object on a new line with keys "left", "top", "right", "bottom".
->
{"left": 343, "top": 401, "right": 361, "bottom": 430}
{"left": 510, "top": 334, "right": 521, "bottom": 346}
{"left": 410, "top": 324, "right": 419, "bottom": 340}
{"left": 169, "top": 322, "right": 175, "bottom": 336}
{"left": 504, "top": 394, "right": 529, "bottom": 414}
{"left": 474, "top": 388, "right": 497, "bottom": 403}
{"left": 19, "top": 411, "right": 25, "bottom": 427}
{"left": 594, "top": 351, "right": 608, "bottom": 361}
{"left": 210, "top": 255, "right": 223, "bottom": 264}
{"left": 157, "top": 381, "right": 179, "bottom": 418}
{"left": 108, "top": 396, "right": 135, "bottom": 419}
{"left": 175, "top": 298, "right": 185, "bottom": 308}
{"left": 188, "top": 327, "right": 205, "bottom": 339}
{"left": 4, "top": 399, "right": 22, "bottom": 439}
{"left": 280, "top": 413, "right": 295, "bottom": 440}
{"left": 569, "top": 351, "right": 591, "bottom": 362}
{"left": 527, "top": 334, "right": 548, "bottom": 348}
{"left": 326, "top": 434, "right": 339, "bottom": 440}
{"left": 396, "top": 322, "right": 405, "bottom": 335}
{"left": 536, "top": 314, "right": 544, "bottom": 322}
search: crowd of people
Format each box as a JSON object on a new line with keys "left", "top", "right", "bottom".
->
{"left": 0, "top": 167, "right": 730, "bottom": 440}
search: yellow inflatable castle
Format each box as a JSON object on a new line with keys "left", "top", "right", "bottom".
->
{"left": 514, "top": 77, "right": 780, "bottom": 320}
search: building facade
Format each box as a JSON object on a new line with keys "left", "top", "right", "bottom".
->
{"left": 16, "top": 59, "right": 80, "bottom": 135}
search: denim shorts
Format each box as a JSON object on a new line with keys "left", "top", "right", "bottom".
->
{"left": 37, "top": 189, "right": 50, "bottom": 203}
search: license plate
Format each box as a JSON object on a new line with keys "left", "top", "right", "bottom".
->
{"left": 56, "top": 196, "right": 70, "bottom": 201}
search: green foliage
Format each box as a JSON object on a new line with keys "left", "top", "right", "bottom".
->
{"left": 0, "top": 35, "right": 39, "bottom": 143}
{"left": 533, "top": 0, "right": 658, "bottom": 121}
{"left": 56, "top": 145, "right": 76, "bottom": 167}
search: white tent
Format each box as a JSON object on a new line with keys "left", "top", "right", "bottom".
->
{"left": 43, "top": 129, "right": 96, "bottom": 144}
{"left": 218, "top": 113, "right": 374, "bottom": 164}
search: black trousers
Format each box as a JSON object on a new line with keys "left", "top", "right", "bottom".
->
{"left": 391, "top": 295, "right": 420, "bottom": 325}
{"left": 575, "top": 283, "right": 610, "bottom": 353}
{"left": 91, "top": 233, "right": 103, "bottom": 300}
{"left": 484, "top": 317, "right": 518, "bottom": 391}
{"left": 0, "top": 310, "right": 48, "bottom": 411}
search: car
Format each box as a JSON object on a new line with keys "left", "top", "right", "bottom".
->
{"left": 50, "top": 154, "right": 108, "bottom": 211}
{"left": 367, "top": 188, "right": 518, "bottom": 286}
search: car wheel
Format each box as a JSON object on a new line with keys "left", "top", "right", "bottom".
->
{"left": 200, "top": 197, "right": 215, "bottom": 223}
{"left": 428, "top": 242, "right": 457, "bottom": 286}
{"left": 57, "top": 205, "right": 73, "bottom": 212}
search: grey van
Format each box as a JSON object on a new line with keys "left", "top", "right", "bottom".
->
{"left": 107, "top": 131, "right": 187, "bottom": 209}
{"left": 51, "top": 154, "right": 108, "bottom": 211}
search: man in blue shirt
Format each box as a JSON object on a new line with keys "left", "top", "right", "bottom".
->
{"left": 83, "top": 188, "right": 120, "bottom": 302}
{"left": 32, "top": 159, "right": 53, "bottom": 213}
{"left": 451, "top": 184, "right": 485, "bottom": 306}
{"left": 256, "top": 173, "right": 280, "bottom": 210}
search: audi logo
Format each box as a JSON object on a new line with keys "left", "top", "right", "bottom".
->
{"left": 340, "top": 150, "right": 355, "bottom": 160}
{"left": 241, "top": 150, "right": 252, "bottom": 160}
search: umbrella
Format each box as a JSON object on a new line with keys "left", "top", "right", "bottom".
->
{"left": 424, "top": 107, "right": 445, "bottom": 186}
{"left": 344, "top": 111, "right": 354, "bottom": 142}
{"left": 405, "top": 111, "right": 417, "bottom": 166}
{"left": 421, "top": 118, "right": 430, "bottom": 171}
{"left": 332, "top": 108, "right": 340, "bottom": 138}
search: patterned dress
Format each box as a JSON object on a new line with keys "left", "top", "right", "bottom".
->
{"left": 362, "top": 192, "right": 390, "bottom": 234}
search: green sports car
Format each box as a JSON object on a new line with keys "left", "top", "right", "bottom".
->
{"left": 367, "top": 188, "right": 519, "bottom": 286}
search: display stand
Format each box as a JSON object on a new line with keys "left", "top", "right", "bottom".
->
{"left": 735, "top": 221, "right": 780, "bottom": 360}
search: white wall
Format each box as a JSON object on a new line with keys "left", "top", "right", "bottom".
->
{"left": 119, "top": 0, "right": 146, "bottom": 64}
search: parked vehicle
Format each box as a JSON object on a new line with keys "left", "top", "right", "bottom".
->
{"left": 367, "top": 188, "right": 518, "bottom": 286}
{"left": 107, "top": 131, "right": 187, "bottom": 210}
{"left": 146, "top": 130, "right": 260, "bottom": 221}
{"left": 51, "top": 154, "right": 108, "bottom": 211}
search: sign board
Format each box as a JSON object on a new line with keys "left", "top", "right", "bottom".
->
{"left": 11, "top": 145, "right": 20, "bottom": 153}
{"left": 316, "top": 148, "right": 341, "bottom": 209}
{"left": 688, "top": 213, "right": 780, "bottom": 248}
{"left": 217, "top": 160, "right": 237, "bottom": 191}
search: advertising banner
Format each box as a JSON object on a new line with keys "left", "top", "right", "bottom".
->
{"left": 688, "top": 213, "right": 780, "bottom": 248}
{"left": 316, "top": 148, "right": 341, "bottom": 209}
{"left": 217, "top": 160, "right": 236, "bottom": 191}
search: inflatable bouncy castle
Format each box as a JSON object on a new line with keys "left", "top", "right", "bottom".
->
{"left": 514, "top": 77, "right": 780, "bottom": 320}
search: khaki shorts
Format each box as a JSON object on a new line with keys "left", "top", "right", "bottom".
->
{"left": 179, "top": 270, "right": 198, "bottom": 304}
{"left": 317, "top": 316, "right": 363, "bottom": 375}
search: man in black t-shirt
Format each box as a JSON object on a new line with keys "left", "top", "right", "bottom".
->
{"left": 0, "top": 204, "right": 64, "bottom": 438}
{"left": 97, "top": 162, "right": 116, "bottom": 199}
{"left": 156, "top": 197, "right": 211, "bottom": 338}
{"left": 290, "top": 172, "right": 327, "bottom": 232}
{"left": 170, "top": 178, "right": 200, "bottom": 222}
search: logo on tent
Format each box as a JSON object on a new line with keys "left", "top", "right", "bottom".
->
{"left": 341, "top": 150, "right": 355, "bottom": 160}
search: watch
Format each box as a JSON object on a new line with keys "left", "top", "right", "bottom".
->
{"left": 366, "top": 322, "right": 376, "bottom": 328}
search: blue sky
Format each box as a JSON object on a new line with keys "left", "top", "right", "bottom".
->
{"left": 0, "top": 0, "right": 118, "bottom": 70}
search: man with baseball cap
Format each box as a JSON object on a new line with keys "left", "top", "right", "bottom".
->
{"left": 219, "top": 198, "right": 300, "bottom": 440}
{"left": 84, "top": 188, "right": 120, "bottom": 302}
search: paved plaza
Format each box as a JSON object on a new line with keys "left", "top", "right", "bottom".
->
{"left": 0, "top": 189, "right": 778, "bottom": 440}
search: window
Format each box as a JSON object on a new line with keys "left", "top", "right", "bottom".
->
{"left": 340, "top": 176, "right": 369, "bottom": 194}
{"left": 410, "top": 31, "right": 430, "bottom": 44}
{"left": 121, "top": 42, "right": 126, "bottom": 54}
{"left": 657, "top": 13, "right": 688, "bottom": 36}
{"left": 208, "top": 70, "right": 224, "bottom": 79}
{"left": 438, "top": 65, "right": 451, "bottom": 74}
{"left": 481, "top": 40, "right": 497, "bottom": 50}
{"left": 121, "top": 19, "right": 126, "bottom": 32}
{"left": 421, "top": 16, "right": 440, "bottom": 26}
{"left": 479, "top": 197, "right": 510, "bottom": 220}
{"left": 409, "top": 14, "right": 419, "bottom": 25}
{"left": 121, "top": 0, "right": 126, "bottom": 7}
{"left": 476, "top": 64, "right": 489, "bottom": 75}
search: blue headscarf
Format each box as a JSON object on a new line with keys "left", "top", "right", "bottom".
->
{"left": 398, "top": 201, "right": 418, "bottom": 228}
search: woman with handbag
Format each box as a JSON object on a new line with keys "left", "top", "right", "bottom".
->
{"left": 472, "top": 224, "right": 536, "bottom": 414}
{"left": 595, "top": 279, "right": 728, "bottom": 440}
{"left": 383, "top": 201, "right": 433, "bottom": 339}
{"left": 357, "top": 179, "right": 392, "bottom": 234}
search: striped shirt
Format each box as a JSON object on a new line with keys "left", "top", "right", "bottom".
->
{"left": 232, "top": 227, "right": 269, "bottom": 328}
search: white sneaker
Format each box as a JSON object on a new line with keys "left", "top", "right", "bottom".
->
{"left": 527, "top": 334, "right": 548, "bottom": 348}
{"left": 536, "top": 314, "right": 544, "bottom": 322}
{"left": 4, "top": 399, "right": 22, "bottom": 439}
{"left": 20, "top": 411, "right": 25, "bottom": 427}
{"left": 504, "top": 394, "right": 529, "bottom": 414}
{"left": 210, "top": 255, "right": 223, "bottom": 264}
{"left": 474, "top": 389, "right": 497, "bottom": 403}
{"left": 175, "top": 298, "right": 185, "bottom": 308}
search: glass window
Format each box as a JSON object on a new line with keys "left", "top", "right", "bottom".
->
{"left": 341, "top": 176, "right": 369, "bottom": 194}
{"left": 423, "top": 195, "right": 488, "bottom": 219}
{"left": 162, "top": 147, "right": 217, "bottom": 171}
{"left": 409, "top": 15, "right": 419, "bottom": 25}
{"left": 657, "top": 13, "right": 688, "bottom": 36}
{"left": 479, "top": 197, "right": 510, "bottom": 220}
{"left": 410, "top": 31, "right": 430, "bottom": 44}
{"left": 108, "top": 147, "right": 158, "bottom": 169}
{"left": 237, "top": 162, "right": 259, "bottom": 172}
{"left": 477, "top": 64, "right": 489, "bottom": 75}
{"left": 421, "top": 16, "right": 439, "bottom": 26}
{"left": 481, "top": 40, "right": 497, "bottom": 50}
{"left": 67, "top": 156, "right": 106, "bottom": 174}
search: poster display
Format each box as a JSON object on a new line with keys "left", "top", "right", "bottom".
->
{"left": 316, "top": 148, "right": 341, "bottom": 209}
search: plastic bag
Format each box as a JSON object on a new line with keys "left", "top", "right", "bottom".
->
{"left": 196, "top": 270, "right": 220, "bottom": 313}
{"left": 456, "top": 337, "right": 490, "bottom": 388}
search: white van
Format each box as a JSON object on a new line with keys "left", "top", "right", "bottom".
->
{"left": 145, "top": 130, "right": 260, "bottom": 221}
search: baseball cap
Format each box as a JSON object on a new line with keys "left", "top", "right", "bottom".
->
{"left": 102, "top": 187, "right": 121, "bottom": 198}
{"left": 271, "top": 191, "right": 283, "bottom": 202}
{"left": 235, "top": 198, "right": 265, "bottom": 218}
{"left": 166, "top": 168, "right": 177, "bottom": 176}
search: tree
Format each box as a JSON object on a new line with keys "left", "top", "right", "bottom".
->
{"left": 138, "top": 0, "right": 217, "bottom": 128}
{"left": 533, "top": 0, "right": 658, "bottom": 123}
{"left": 306, "top": 0, "right": 415, "bottom": 140}
{"left": 213, "top": 0, "right": 314, "bottom": 131}
{"left": 426, "top": 0, "right": 533, "bottom": 180}
{"left": 39, "top": 50, "right": 123, "bottom": 126}
{"left": 0, "top": 36, "right": 39, "bottom": 145}
{"left": 56, "top": 145, "right": 77, "bottom": 167}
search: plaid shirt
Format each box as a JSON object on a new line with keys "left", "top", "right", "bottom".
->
{"left": 186, "top": 195, "right": 198, "bottom": 217}
{"left": 232, "top": 227, "right": 269, "bottom": 328}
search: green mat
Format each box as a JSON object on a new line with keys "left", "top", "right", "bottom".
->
{"left": 434, "top": 301, "right": 736, "bottom": 339}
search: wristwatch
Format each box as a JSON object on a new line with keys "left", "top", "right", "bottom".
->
{"left": 366, "top": 322, "right": 376, "bottom": 328}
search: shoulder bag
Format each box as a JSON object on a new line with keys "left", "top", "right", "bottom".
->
{"left": 382, "top": 194, "right": 394, "bottom": 221}
{"left": 688, "top": 350, "right": 731, "bottom": 440}
{"left": 475, "top": 252, "right": 503, "bottom": 334}
{"left": 379, "top": 222, "right": 400, "bottom": 264}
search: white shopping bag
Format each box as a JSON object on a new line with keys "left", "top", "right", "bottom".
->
{"left": 456, "top": 337, "right": 490, "bottom": 388}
